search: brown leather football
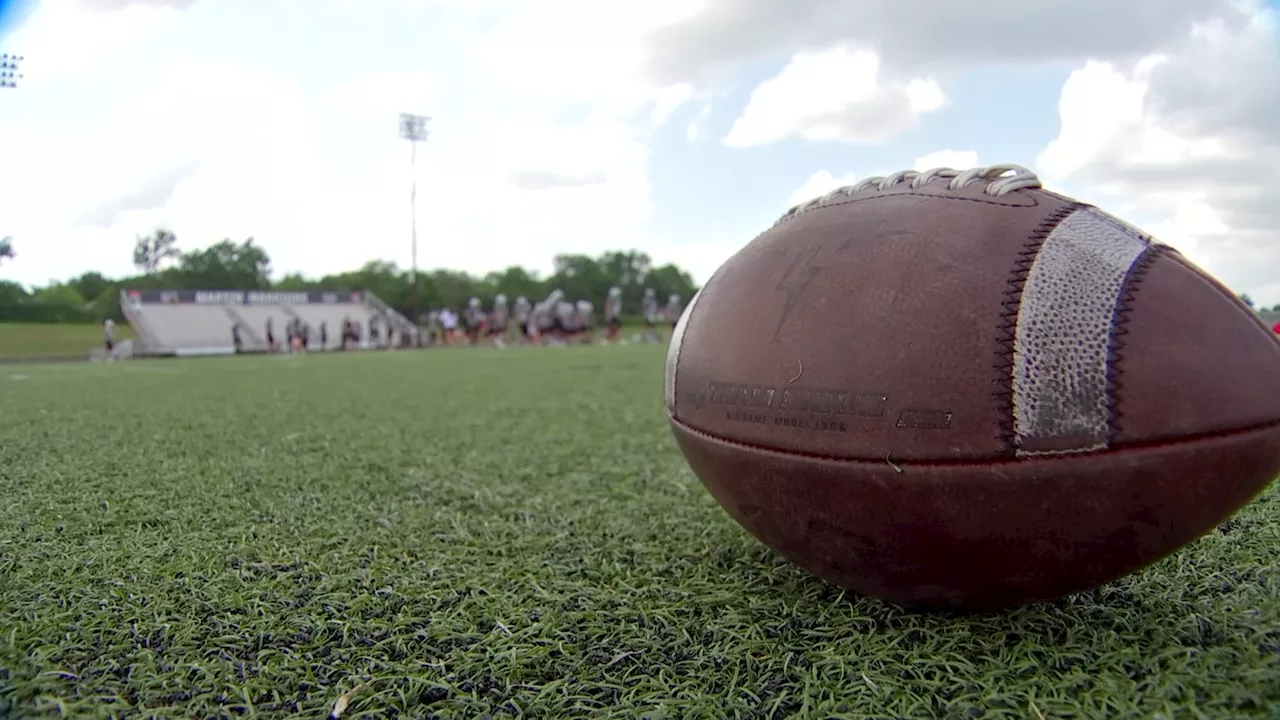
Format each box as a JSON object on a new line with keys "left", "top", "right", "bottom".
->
{"left": 665, "top": 163, "right": 1280, "bottom": 611}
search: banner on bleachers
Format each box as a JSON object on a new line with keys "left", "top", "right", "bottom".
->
{"left": 125, "top": 290, "right": 365, "bottom": 305}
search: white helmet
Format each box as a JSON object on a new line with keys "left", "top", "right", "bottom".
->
{"left": 495, "top": 293, "right": 508, "bottom": 305}
{"left": 669, "top": 293, "right": 680, "bottom": 305}
{"left": 469, "top": 296, "right": 481, "bottom": 308}
{"left": 576, "top": 299, "right": 592, "bottom": 313}
{"left": 644, "top": 288, "right": 655, "bottom": 297}
{"left": 609, "top": 286, "right": 622, "bottom": 297}
{"left": 516, "top": 295, "right": 529, "bottom": 306}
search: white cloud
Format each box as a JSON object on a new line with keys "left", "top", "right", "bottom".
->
{"left": 646, "top": 0, "right": 1242, "bottom": 85}
{"left": 913, "top": 150, "right": 980, "bottom": 172}
{"left": 0, "top": 0, "right": 1277, "bottom": 311}
{"left": 0, "top": 0, "right": 692, "bottom": 288}
{"left": 5, "top": 0, "right": 183, "bottom": 83}
{"left": 458, "top": 0, "right": 701, "bottom": 119}
{"left": 1038, "top": 2, "right": 1280, "bottom": 304}
{"left": 786, "top": 170, "right": 860, "bottom": 208}
{"left": 650, "top": 84, "right": 693, "bottom": 127}
{"left": 685, "top": 101, "right": 712, "bottom": 142}
{"left": 723, "top": 46, "right": 946, "bottom": 147}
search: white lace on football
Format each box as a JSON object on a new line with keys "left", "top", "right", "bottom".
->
{"left": 774, "top": 164, "right": 1043, "bottom": 227}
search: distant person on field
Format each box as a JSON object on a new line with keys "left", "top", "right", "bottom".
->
{"left": 531, "top": 289, "right": 564, "bottom": 345}
{"left": 664, "top": 294, "right": 684, "bottom": 336}
{"left": 604, "top": 286, "right": 623, "bottom": 344}
{"left": 641, "top": 288, "right": 662, "bottom": 343}
{"left": 488, "top": 294, "right": 510, "bottom": 348}
{"left": 341, "top": 318, "right": 356, "bottom": 349}
{"left": 439, "top": 307, "right": 459, "bottom": 345}
{"left": 576, "top": 299, "right": 595, "bottom": 343}
{"left": 103, "top": 319, "right": 116, "bottom": 359}
{"left": 464, "top": 297, "right": 486, "bottom": 346}
{"left": 289, "top": 319, "right": 303, "bottom": 353}
{"left": 368, "top": 314, "right": 382, "bottom": 348}
{"left": 232, "top": 322, "right": 243, "bottom": 353}
{"left": 319, "top": 321, "right": 328, "bottom": 350}
{"left": 425, "top": 310, "right": 441, "bottom": 345}
{"left": 554, "top": 300, "right": 579, "bottom": 345}
{"left": 265, "top": 317, "right": 276, "bottom": 353}
{"left": 513, "top": 296, "right": 533, "bottom": 344}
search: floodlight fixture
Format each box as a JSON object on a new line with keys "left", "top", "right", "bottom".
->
{"left": 0, "top": 54, "right": 23, "bottom": 89}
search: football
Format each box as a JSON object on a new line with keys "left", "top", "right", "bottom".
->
{"left": 665, "top": 163, "right": 1280, "bottom": 611}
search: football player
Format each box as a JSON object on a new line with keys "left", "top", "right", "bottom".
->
{"left": 576, "top": 299, "right": 595, "bottom": 344}
{"left": 603, "top": 286, "right": 623, "bottom": 344}
{"left": 488, "top": 294, "right": 510, "bottom": 348}
{"left": 641, "top": 288, "right": 662, "bottom": 343}
{"left": 531, "top": 289, "right": 564, "bottom": 345}
{"left": 464, "top": 297, "right": 487, "bottom": 346}
{"left": 664, "top": 293, "right": 684, "bottom": 335}
{"left": 513, "top": 296, "right": 533, "bottom": 344}
{"left": 439, "top": 307, "right": 459, "bottom": 345}
{"left": 425, "top": 309, "right": 441, "bottom": 345}
{"left": 103, "top": 318, "right": 116, "bottom": 360}
{"left": 555, "top": 299, "right": 579, "bottom": 345}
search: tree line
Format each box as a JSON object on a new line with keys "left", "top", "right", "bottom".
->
{"left": 3, "top": 231, "right": 1274, "bottom": 325}
{"left": 0, "top": 231, "right": 700, "bottom": 324}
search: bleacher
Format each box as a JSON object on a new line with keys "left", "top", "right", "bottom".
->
{"left": 119, "top": 288, "right": 413, "bottom": 355}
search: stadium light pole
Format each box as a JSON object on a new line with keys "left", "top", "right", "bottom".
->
{"left": 399, "top": 112, "right": 430, "bottom": 328}
{"left": 0, "top": 54, "right": 23, "bottom": 89}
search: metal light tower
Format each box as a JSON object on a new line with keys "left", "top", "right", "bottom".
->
{"left": 399, "top": 112, "right": 430, "bottom": 327}
{"left": 0, "top": 54, "right": 22, "bottom": 89}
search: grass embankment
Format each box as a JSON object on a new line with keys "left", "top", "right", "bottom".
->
{"left": 0, "top": 323, "right": 134, "bottom": 359}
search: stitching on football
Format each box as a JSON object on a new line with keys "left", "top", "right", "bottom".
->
{"left": 1106, "top": 244, "right": 1164, "bottom": 444}
{"left": 992, "top": 204, "right": 1081, "bottom": 452}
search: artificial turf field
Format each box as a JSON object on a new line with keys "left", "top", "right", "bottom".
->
{"left": 1, "top": 345, "right": 1277, "bottom": 720}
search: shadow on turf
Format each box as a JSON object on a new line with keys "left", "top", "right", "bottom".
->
{"left": 722, "top": 530, "right": 1274, "bottom": 647}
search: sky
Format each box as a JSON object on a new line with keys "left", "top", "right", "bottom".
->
{"left": 0, "top": 0, "right": 1278, "bottom": 306}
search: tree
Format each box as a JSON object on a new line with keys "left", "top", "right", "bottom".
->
{"left": 132, "top": 229, "right": 181, "bottom": 275}
{"left": 547, "top": 253, "right": 611, "bottom": 301}
{"left": 1, "top": 236, "right": 705, "bottom": 325}
{"left": 68, "top": 272, "right": 110, "bottom": 305}
{"left": 274, "top": 273, "right": 315, "bottom": 291}
{"left": 0, "top": 236, "right": 13, "bottom": 265}
{"left": 33, "top": 282, "right": 87, "bottom": 310}
{"left": 0, "top": 280, "right": 27, "bottom": 306}
{"left": 175, "top": 238, "right": 272, "bottom": 290}
{"left": 485, "top": 266, "right": 542, "bottom": 303}
{"left": 642, "top": 263, "right": 698, "bottom": 304}
{"left": 597, "top": 250, "right": 652, "bottom": 288}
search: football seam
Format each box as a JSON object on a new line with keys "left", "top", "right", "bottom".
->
{"left": 1105, "top": 243, "right": 1165, "bottom": 443}
{"left": 669, "top": 414, "right": 1280, "bottom": 468}
{"left": 991, "top": 203, "right": 1082, "bottom": 452}
{"left": 763, "top": 189, "right": 1045, "bottom": 240}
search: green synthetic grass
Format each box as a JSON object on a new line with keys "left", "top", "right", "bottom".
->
{"left": 0, "top": 323, "right": 133, "bottom": 359}
{"left": 0, "top": 347, "right": 1277, "bottom": 720}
